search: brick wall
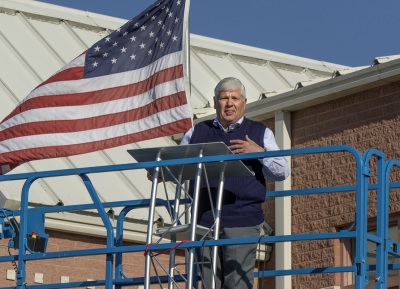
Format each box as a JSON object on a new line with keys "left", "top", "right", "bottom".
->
{"left": 0, "top": 230, "right": 186, "bottom": 288}
{"left": 288, "top": 80, "right": 400, "bottom": 289}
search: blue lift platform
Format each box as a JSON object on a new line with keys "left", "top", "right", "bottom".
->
{"left": 0, "top": 144, "right": 399, "bottom": 289}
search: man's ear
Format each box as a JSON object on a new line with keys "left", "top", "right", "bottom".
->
{"left": 213, "top": 97, "right": 217, "bottom": 109}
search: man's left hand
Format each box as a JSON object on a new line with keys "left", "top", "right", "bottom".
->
{"left": 228, "top": 135, "right": 265, "bottom": 154}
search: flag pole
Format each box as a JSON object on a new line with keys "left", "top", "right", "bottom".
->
{"left": 167, "top": 2, "right": 192, "bottom": 287}
{"left": 183, "top": 0, "right": 193, "bottom": 127}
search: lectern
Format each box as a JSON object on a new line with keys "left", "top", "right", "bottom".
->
{"left": 128, "top": 142, "right": 254, "bottom": 289}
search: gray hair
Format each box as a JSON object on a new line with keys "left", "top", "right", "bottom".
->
{"left": 214, "top": 77, "right": 246, "bottom": 99}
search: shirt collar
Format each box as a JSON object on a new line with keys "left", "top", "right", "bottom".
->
{"left": 213, "top": 117, "right": 244, "bottom": 133}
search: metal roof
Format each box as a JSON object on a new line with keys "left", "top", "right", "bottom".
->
{"left": 188, "top": 35, "right": 351, "bottom": 118}
{"left": 0, "top": 0, "right": 363, "bottom": 238}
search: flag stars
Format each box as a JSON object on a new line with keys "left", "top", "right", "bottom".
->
{"left": 85, "top": 0, "right": 184, "bottom": 78}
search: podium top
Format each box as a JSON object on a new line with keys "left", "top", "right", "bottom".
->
{"left": 127, "top": 142, "right": 254, "bottom": 181}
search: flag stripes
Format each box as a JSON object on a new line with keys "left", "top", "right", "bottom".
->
{"left": 0, "top": 0, "right": 192, "bottom": 171}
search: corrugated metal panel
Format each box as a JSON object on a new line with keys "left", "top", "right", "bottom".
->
{"left": 188, "top": 35, "right": 347, "bottom": 118}
{"left": 0, "top": 13, "right": 63, "bottom": 86}
{"left": 0, "top": 0, "right": 353, "bottom": 235}
{"left": 25, "top": 15, "right": 89, "bottom": 62}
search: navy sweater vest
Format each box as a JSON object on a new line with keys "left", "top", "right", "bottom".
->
{"left": 190, "top": 118, "right": 267, "bottom": 228}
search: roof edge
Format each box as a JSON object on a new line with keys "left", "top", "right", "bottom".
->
{"left": 193, "top": 58, "right": 400, "bottom": 124}
{"left": 244, "top": 58, "right": 400, "bottom": 121}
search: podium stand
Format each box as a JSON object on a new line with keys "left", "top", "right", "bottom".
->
{"left": 127, "top": 142, "right": 254, "bottom": 289}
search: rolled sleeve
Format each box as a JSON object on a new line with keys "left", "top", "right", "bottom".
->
{"left": 261, "top": 128, "right": 290, "bottom": 181}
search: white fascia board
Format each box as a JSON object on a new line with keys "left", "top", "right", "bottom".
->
{"left": 244, "top": 58, "right": 400, "bottom": 122}
{"left": 194, "top": 58, "right": 400, "bottom": 124}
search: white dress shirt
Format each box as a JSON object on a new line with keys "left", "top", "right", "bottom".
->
{"left": 180, "top": 117, "right": 290, "bottom": 181}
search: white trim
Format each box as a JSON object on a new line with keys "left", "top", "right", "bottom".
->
{"left": 275, "top": 111, "right": 292, "bottom": 289}
{"left": 244, "top": 58, "right": 400, "bottom": 122}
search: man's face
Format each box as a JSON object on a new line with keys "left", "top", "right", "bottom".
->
{"left": 214, "top": 90, "right": 247, "bottom": 128}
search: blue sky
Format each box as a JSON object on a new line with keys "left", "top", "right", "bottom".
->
{"left": 38, "top": 0, "right": 400, "bottom": 67}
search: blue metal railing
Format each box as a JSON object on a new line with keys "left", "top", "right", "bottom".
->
{"left": 0, "top": 145, "right": 397, "bottom": 289}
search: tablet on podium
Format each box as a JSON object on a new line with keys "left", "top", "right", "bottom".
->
{"left": 127, "top": 142, "right": 254, "bottom": 182}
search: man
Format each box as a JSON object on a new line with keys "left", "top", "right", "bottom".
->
{"left": 180, "top": 77, "right": 289, "bottom": 289}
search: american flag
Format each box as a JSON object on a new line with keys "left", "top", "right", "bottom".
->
{"left": 0, "top": 0, "right": 192, "bottom": 174}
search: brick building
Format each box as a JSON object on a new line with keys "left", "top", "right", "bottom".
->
{"left": 260, "top": 68, "right": 400, "bottom": 289}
